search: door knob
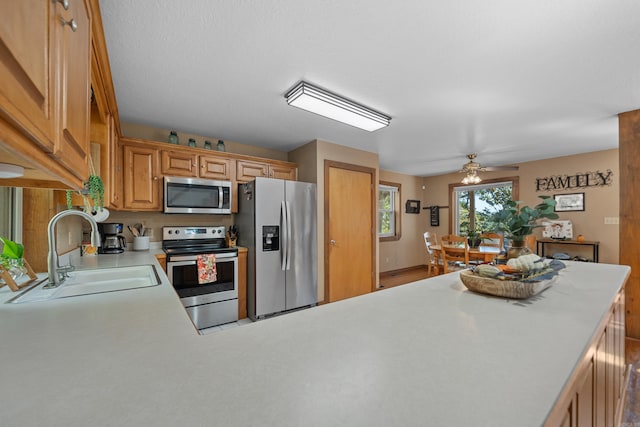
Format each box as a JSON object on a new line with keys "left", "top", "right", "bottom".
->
{"left": 330, "top": 240, "right": 336, "bottom": 246}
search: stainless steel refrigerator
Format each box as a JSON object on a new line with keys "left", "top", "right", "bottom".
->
{"left": 237, "top": 177, "right": 317, "bottom": 320}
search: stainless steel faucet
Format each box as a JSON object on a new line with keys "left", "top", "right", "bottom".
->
{"left": 46, "top": 210, "right": 101, "bottom": 288}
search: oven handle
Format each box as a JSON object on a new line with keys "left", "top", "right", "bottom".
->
{"left": 281, "top": 200, "right": 287, "bottom": 271}
{"left": 167, "top": 253, "right": 238, "bottom": 262}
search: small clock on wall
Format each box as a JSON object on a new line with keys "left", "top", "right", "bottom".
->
{"left": 405, "top": 200, "right": 420, "bottom": 214}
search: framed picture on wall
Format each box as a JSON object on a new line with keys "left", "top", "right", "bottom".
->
{"left": 554, "top": 193, "right": 585, "bottom": 212}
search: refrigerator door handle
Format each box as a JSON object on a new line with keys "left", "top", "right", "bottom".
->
{"left": 281, "top": 200, "right": 288, "bottom": 271}
{"left": 285, "top": 200, "right": 292, "bottom": 270}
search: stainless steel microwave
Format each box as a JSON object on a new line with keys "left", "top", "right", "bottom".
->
{"left": 164, "top": 176, "right": 232, "bottom": 214}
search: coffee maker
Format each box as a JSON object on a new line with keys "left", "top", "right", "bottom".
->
{"left": 98, "top": 223, "right": 126, "bottom": 254}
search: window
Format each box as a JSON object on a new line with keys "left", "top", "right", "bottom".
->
{"left": 378, "top": 181, "right": 401, "bottom": 241}
{"left": 0, "top": 187, "right": 22, "bottom": 242}
{"left": 450, "top": 178, "right": 518, "bottom": 236}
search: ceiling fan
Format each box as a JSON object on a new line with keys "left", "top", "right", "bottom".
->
{"left": 459, "top": 154, "right": 518, "bottom": 184}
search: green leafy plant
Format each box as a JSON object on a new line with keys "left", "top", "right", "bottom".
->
{"left": 66, "top": 174, "right": 104, "bottom": 212}
{"left": 491, "top": 196, "right": 559, "bottom": 240}
{"left": 0, "top": 236, "right": 24, "bottom": 270}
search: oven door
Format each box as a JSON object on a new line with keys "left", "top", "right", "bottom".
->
{"left": 167, "top": 252, "right": 238, "bottom": 307}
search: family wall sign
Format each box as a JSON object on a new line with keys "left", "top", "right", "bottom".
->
{"left": 535, "top": 169, "right": 613, "bottom": 192}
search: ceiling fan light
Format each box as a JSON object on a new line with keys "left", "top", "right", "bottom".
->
{"left": 0, "top": 163, "right": 24, "bottom": 178}
{"left": 462, "top": 171, "right": 481, "bottom": 185}
{"left": 285, "top": 81, "right": 391, "bottom": 132}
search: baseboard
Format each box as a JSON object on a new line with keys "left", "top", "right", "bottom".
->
{"left": 380, "top": 265, "right": 428, "bottom": 277}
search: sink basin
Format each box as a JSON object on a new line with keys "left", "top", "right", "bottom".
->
{"left": 7, "top": 264, "right": 161, "bottom": 304}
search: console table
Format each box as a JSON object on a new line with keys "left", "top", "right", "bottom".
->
{"left": 536, "top": 238, "right": 600, "bottom": 262}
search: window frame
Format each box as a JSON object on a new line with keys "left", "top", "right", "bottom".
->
{"left": 378, "top": 181, "right": 401, "bottom": 241}
{"left": 448, "top": 177, "right": 519, "bottom": 235}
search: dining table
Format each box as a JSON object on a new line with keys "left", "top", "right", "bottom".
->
{"left": 432, "top": 244, "right": 502, "bottom": 264}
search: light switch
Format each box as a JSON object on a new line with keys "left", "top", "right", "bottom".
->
{"left": 604, "top": 217, "right": 619, "bottom": 225}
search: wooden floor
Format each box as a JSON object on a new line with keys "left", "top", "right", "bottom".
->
{"left": 379, "top": 268, "right": 640, "bottom": 422}
{"left": 378, "top": 266, "right": 432, "bottom": 290}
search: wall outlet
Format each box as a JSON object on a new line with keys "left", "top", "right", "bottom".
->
{"left": 68, "top": 231, "right": 74, "bottom": 245}
{"left": 604, "top": 217, "right": 619, "bottom": 225}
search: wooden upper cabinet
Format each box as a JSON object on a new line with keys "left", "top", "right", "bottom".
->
{"left": 270, "top": 163, "right": 298, "bottom": 181}
{"left": 236, "top": 159, "right": 269, "bottom": 182}
{"left": 161, "top": 150, "right": 197, "bottom": 177}
{"left": 161, "top": 150, "right": 232, "bottom": 180}
{"left": 199, "top": 155, "right": 232, "bottom": 180}
{"left": 236, "top": 159, "right": 297, "bottom": 182}
{"left": 52, "top": 0, "right": 92, "bottom": 180}
{"left": 122, "top": 142, "right": 161, "bottom": 210}
{"left": 0, "top": 0, "right": 93, "bottom": 188}
{"left": 0, "top": 0, "right": 56, "bottom": 151}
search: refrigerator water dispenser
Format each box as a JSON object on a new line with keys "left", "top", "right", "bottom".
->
{"left": 262, "top": 225, "right": 279, "bottom": 251}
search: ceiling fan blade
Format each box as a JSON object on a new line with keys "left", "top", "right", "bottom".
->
{"left": 482, "top": 165, "right": 519, "bottom": 171}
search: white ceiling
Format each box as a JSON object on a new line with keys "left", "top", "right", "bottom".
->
{"left": 99, "top": 0, "right": 640, "bottom": 176}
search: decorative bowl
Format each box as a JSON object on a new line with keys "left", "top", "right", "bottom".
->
{"left": 459, "top": 269, "right": 556, "bottom": 299}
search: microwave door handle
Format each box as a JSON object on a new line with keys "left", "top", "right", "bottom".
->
{"left": 281, "top": 200, "right": 287, "bottom": 271}
{"left": 218, "top": 186, "right": 223, "bottom": 209}
{"left": 285, "top": 200, "right": 292, "bottom": 270}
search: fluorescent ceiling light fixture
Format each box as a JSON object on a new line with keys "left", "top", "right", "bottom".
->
{"left": 0, "top": 163, "right": 24, "bottom": 178}
{"left": 285, "top": 81, "right": 390, "bottom": 132}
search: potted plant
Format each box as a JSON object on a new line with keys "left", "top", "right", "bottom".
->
{"left": 491, "top": 196, "right": 558, "bottom": 258}
{"left": 466, "top": 229, "right": 482, "bottom": 248}
{"left": 66, "top": 174, "right": 104, "bottom": 214}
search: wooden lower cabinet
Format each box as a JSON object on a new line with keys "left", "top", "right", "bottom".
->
{"left": 545, "top": 287, "right": 627, "bottom": 427}
{"left": 238, "top": 247, "right": 247, "bottom": 320}
{"left": 154, "top": 254, "right": 166, "bottom": 272}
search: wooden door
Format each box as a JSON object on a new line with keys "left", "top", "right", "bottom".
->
{"left": 325, "top": 161, "right": 375, "bottom": 303}
{"left": 0, "top": 0, "right": 55, "bottom": 151}
{"left": 53, "top": 0, "right": 91, "bottom": 179}
{"left": 122, "top": 144, "right": 161, "bottom": 210}
{"left": 22, "top": 189, "right": 56, "bottom": 273}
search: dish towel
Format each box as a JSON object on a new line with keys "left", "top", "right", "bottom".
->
{"left": 197, "top": 254, "right": 217, "bottom": 284}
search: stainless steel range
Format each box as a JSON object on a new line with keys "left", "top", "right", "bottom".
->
{"left": 163, "top": 226, "right": 238, "bottom": 331}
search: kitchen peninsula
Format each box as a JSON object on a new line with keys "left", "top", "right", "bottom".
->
{"left": 0, "top": 254, "right": 628, "bottom": 426}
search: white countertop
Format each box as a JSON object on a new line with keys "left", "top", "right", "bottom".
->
{"left": 0, "top": 255, "right": 629, "bottom": 427}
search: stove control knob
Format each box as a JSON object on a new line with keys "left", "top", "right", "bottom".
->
{"left": 168, "top": 230, "right": 172, "bottom": 234}
{"left": 176, "top": 230, "right": 180, "bottom": 234}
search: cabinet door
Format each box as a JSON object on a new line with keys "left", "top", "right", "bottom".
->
{"left": 200, "top": 155, "right": 231, "bottom": 180}
{"left": 0, "top": 0, "right": 55, "bottom": 151}
{"left": 161, "top": 150, "right": 197, "bottom": 177}
{"left": 236, "top": 159, "right": 268, "bottom": 182}
{"left": 53, "top": 0, "right": 91, "bottom": 180}
{"left": 269, "top": 164, "right": 297, "bottom": 181}
{"left": 122, "top": 144, "right": 161, "bottom": 210}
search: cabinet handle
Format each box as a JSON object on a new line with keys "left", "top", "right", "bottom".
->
{"left": 54, "top": 0, "right": 70, "bottom": 10}
{"left": 60, "top": 17, "right": 78, "bottom": 32}
{"left": 153, "top": 176, "right": 158, "bottom": 181}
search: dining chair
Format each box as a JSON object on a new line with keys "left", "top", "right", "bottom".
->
{"left": 423, "top": 231, "right": 442, "bottom": 276}
{"left": 479, "top": 232, "right": 504, "bottom": 249}
{"left": 439, "top": 234, "right": 470, "bottom": 273}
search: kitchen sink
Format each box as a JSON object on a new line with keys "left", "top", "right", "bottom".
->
{"left": 7, "top": 264, "right": 161, "bottom": 304}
